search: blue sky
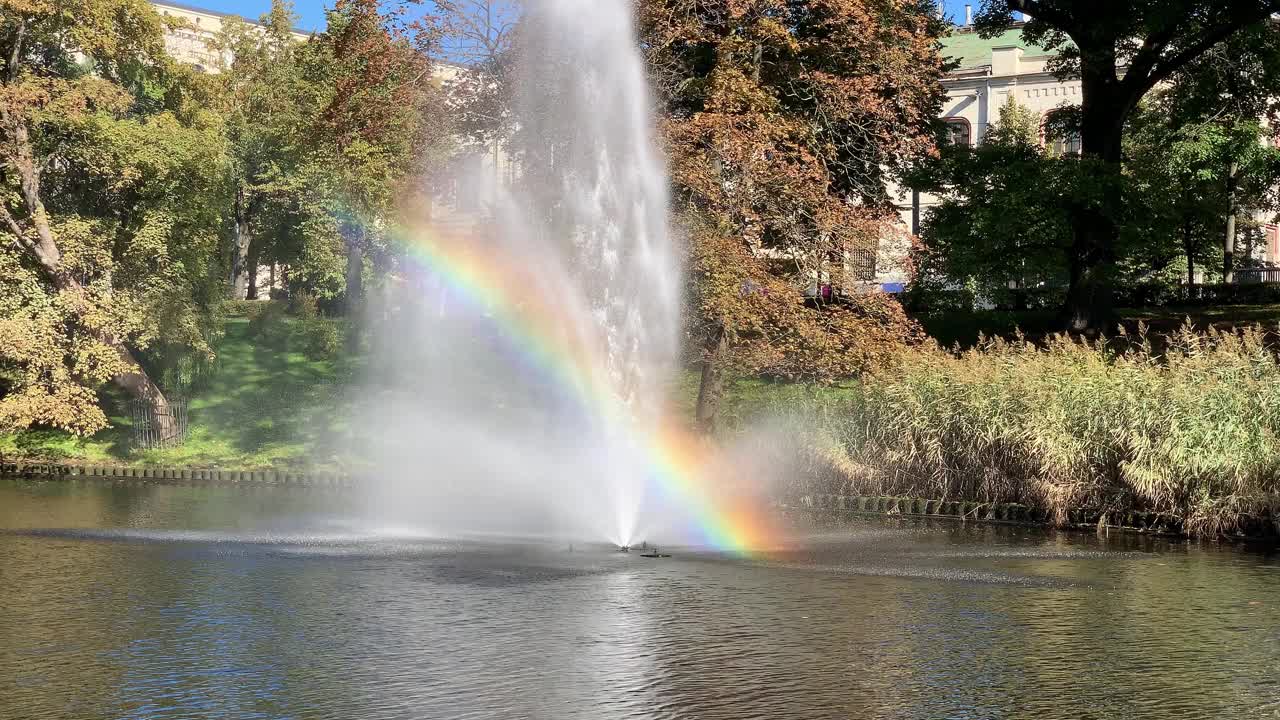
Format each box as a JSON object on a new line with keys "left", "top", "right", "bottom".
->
{"left": 182, "top": 0, "right": 327, "bottom": 31}
{"left": 188, "top": 0, "right": 990, "bottom": 34}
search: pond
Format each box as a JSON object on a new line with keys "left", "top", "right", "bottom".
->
{"left": 1, "top": 479, "right": 1278, "bottom": 719}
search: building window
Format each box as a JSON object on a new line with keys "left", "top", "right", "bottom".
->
{"left": 847, "top": 249, "right": 877, "bottom": 282}
{"left": 944, "top": 119, "right": 971, "bottom": 147}
{"left": 1044, "top": 110, "right": 1082, "bottom": 156}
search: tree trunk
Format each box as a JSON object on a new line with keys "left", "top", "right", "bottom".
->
{"left": 694, "top": 324, "right": 729, "bottom": 435}
{"left": 1224, "top": 161, "right": 1239, "bottom": 283}
{"left": 344, "top": 225, "right": 364, "bottom": 352}
{"left": 1065, "top": 67, "right": 1127, "bottom": 332}
{"left": 1184, "top": 218, "right": 1196, "bottom": 289}
{"left": 345, "top": 229, "right": 364, "bottom": 314}
{"left": 231, "top": 187, "right": 252, "bottom": 299}
{"left": 0, "top": 115, "right": 177, "bottom": 440}
{"left": 246, "top": 239, "right": 260, "bottom": 300}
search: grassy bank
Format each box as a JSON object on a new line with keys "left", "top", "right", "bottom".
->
{"left": 1, "top": 314, "right": 351, "bottom": 470}
{"left": 776, "top": 326, "right": 1280, "bottom": 537}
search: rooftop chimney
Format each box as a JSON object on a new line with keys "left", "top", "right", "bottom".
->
{"left": 965, "top": 4, "right": 973, "bottom": 26}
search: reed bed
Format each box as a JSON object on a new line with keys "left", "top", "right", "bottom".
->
{"left": 783, "top": 324, "right": 1280, "bottom": 537}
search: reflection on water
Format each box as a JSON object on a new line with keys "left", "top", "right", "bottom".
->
{"left": 1, "top": 480, "right": 1278, "bottom": 719}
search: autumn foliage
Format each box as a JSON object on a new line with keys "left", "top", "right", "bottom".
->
{"left": 639, "top": 0, "right": 947, "bottom": 380}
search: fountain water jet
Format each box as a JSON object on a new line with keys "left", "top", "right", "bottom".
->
{"left": 352, "top": 0, "right": 688, "bottom": 548}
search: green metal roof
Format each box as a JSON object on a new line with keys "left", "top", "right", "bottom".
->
{"left": 940, "top": 26, "right": 1052, "bottom": 70}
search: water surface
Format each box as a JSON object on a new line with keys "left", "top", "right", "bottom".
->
{"left": 2, "top": 479, "right": 1278, "bottom": 719}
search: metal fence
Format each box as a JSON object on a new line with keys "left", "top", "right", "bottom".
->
{"left": 130, "top": 397, "right": 189, "bottom": 450}
{"left": 1232, "top": 268, "right": 1280, "bottom": 284}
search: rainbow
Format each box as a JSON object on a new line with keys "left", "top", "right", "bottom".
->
{"left": 389, "top": 221, "right": 779, "bottom": 556}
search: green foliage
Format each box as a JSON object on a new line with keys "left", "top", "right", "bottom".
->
{"left": 914, "top": 97, "right": 1075, "bottom": 307}
{"left": 221, "top": 299, "right": 272, "bottom": 321}
{"left": 785, "top": 325, "right": 1280, "bottom": 537}
{"left": 1, "top": 317, "right": 350, "bottom": 469}
{"left": 243, "top": 298, "right": 341, "bottom": 361}
{"left": 972, "top": 0, "right": 1280, "bottom": 328}
{"left": 298, "top": 316, "right": 341, "bottom": 359}
{"left": 288, "top": 290, "right": 320, "bottom": 319}
{"left": 917, "top": 83, "right": 1280, "bottom": 304}
{"left": 0, "top": 0, "right": 228, "bottom": 434}
{"left": 247, "top": 301, "right": 292, "bottom": 349}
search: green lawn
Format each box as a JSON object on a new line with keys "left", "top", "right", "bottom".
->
{"left": 669, "top": 372, "right": 857, "bottom": 430}
{"left": 2, "top": 313, "right": 832, "bottom": 469}
{"left": 1, "top": 317, "right": 351, "bottom": 470}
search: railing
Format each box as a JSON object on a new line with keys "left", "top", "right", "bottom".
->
{"left": 130, "top": 397, "right": 189, "bottom": 450}
{"left": 1232, "top": 267, "right": 1280, "bottom": 284}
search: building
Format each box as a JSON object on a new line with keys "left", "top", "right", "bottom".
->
{"left": 150, "top": 0, "right": 312, "bottom": 71}
{"left": 877, "top": 19, "right": 1280, "bottom": 291}
{"left": 148, "top": 0, "right": 511, "bottom": 213}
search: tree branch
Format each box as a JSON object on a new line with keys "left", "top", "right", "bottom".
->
{"left": 0, "top": 202, "right": 29, "bottom": 248}
{"left": 1123, "top": 23, "right": 1183, "bottom": 88}
{"left": 1133, "top": 9, "right": 1278, "bottom": 96}
{"left": 6, "top": 17, "right": 25, "bottom": 84}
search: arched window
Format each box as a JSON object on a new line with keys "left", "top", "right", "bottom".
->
{"left": 1044, "top": 109, "right": 1082, "bottom": 157}
{"left": 944, "top": 118, "right": 971, "bottom": 147}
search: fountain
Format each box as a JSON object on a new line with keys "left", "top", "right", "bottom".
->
{"left": 352, "top": 0, "right": 695, "bottom": 549}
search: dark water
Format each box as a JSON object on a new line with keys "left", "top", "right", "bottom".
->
{"left": 2, "top": 480, "right": 1278, "bottom": 720}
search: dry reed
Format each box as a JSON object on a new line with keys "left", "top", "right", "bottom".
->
{"left": 783, "top": 323, "right": 1280, "bottom": 537}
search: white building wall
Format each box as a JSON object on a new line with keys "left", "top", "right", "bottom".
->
{"left": 880, "top": 25, "right": 1085, "bottom": 291}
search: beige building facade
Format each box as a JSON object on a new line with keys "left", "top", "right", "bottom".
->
{"left": 148, "top": 0, "right": 510, "bottom": 208}
{"left": 151, "top": 0, "right": 312, "bottom": 71}
{"left": 880, "top": 21, "right": 1280, "bottom": 291}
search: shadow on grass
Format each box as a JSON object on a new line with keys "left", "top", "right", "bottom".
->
{"left": 170, "top": 317, "right": 352, "bottom": 467}
{"left": 2, "top": 316, "right": 356, "bottom": 470}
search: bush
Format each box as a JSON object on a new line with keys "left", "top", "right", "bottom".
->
{"left": 223, "top": 299, "right": 274, "bottom": 321}
{"left": 781, "top": 324, "right": 1280, "bottom": 537}
{"left": 299, "top": 317, "right": 341, "bottom": 360}
{"left": 289, "top": 290, "right": 319, "bottom": 320}
{"left": 247, "top": 301, "right": 291, "bottom": 350}
{"left": 1116, "top": 282, "right": 1280, "bottom": 308}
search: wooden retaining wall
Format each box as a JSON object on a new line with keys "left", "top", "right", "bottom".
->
{"left": 0, "top": 461, "right": 354, "bottom": 488}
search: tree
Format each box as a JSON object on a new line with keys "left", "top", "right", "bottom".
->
{"left": 0, "top": 0, "right": 224, "bottom": 437}
{"left": 1159, "top": 23, "right": 1280, "bottom": 281}
{"left": 640, "top": 0, "right": 943, "bottom": 430}
{"left": 915, "top": 96, "right": 1075, "bottom": 308}
{"left": 1122, "top": 107, "right": 1222, "bottom": 288}
{"left": 297, "top": 0, "right": 448, "bottom": 326}
{"left": 976, "top": 0, "right": 1280, "bottom": 330}
{"left": 435, "top": 0, "right": 518, "bottom": 176}
{"left": 208, "top": 0, "right": 308, "bottom": 300}
{"left": 1123, "top": 102, "right": 1280, "bottom": 290}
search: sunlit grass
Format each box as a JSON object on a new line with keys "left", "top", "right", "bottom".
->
{"left": 1, "top": 316, "right": 352, "bottom": 470}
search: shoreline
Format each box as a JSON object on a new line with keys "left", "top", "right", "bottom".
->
{"left": 5, "top": 463, "right": 1277, "bottom": 545}
{"left": 787, "top": 494, "right": 1280, "bottom": 546}
{"left": 0, "top": 461, "right": 354, "bottom": 488}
